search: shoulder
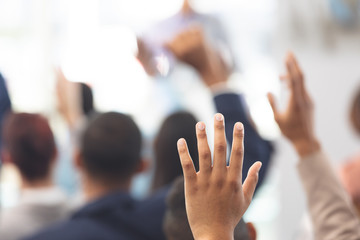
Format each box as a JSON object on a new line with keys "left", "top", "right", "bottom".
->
{"left": 24, "top": 218, "right": 117, "bottom": 240}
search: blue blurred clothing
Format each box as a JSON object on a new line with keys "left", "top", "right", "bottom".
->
{"left": 0, "top": 72, "right": 12, "bottom": 165}
{"left": 24, "top": 187, "right": 169, "bottom": 240}
{"left": 214, "top": 93, "right": 273, "bottom": 190}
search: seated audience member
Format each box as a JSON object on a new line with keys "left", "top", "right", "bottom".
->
{"left": 180, "top": 53, "right": 360, "bottom": 240}
{"left": 164, "top": 176, "right": 257, "bottom": 240}
{"left": 0, "top": 113, "right": 71, "bottom": 240}
{"left": 167, "top": 28, "right": 273, "bottom": 191}
{"left": 56, "top": 69, "right": 96, "bottom": 130}
{"left": 26, "top": 112, "right": 168, "bottom": 240}
{"left": 54, "top": 69, "right": 97, "bottom": 194}
{"left": 151, "top": 111, "right": 199, "bottom": 192}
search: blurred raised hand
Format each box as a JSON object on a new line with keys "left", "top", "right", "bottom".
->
{"left": 166, "top": 27, "right": 230, "bottom": 88}
{"left": 177, "top": 113, "right": 262, "bottom": 240}
{"left": 267, "top": 53, "right": 320, "bottom": 157}
{"left": 136, "top": 37, "right": 158, "bottom": 77}
{"left": 55, "top": 68, "right": 82, "bottom": 128}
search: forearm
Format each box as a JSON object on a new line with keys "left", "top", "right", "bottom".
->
{"left": 298, "top": 150, "right": 360, "bottom": 240}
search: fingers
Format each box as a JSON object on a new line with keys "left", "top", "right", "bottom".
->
{"left": 242, "top": 161, "right": 262, "bottom": 205}
{"left": 213, "top": 113, "right": 227, "bottom": 170}
{"left": 178, "top": 138, "right": 197, "bottom": 183}
{"left": 196, "top": 122, "right": 212, "bottom": 174}
{"left": 286, "top": 52, "right": 304, "bottom": 102}
{"left": 267, "top": 93, "right": 279, "bottom": 122}
{"left": 229, "top": 122, "right": 244, "bottom": 180}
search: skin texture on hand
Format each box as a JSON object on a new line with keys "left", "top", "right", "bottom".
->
{"left": 267, "top": 53, "right": 321, "bottom": 158}
{"left": 165, "top": 27, "right": 230, "bottom": 88}
{"left": 177, "top": 113, "right": 262, "bottom": 240}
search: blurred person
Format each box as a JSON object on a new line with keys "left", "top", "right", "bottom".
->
{"left": 167, "top": 28, "right": 273, "bottom": 191}
{"left": 137, "top": 0, "right": 235, "bottom": 77}
{"left": 296, "top": 85, "right": 360, "bottom": 240}
{"left": 151, "top": 111, "right": 199, "bottom": 192}
{"left": 0, "top": 72, "right": 12, "bottom": 159}
{"left": 136, "top": 0, "right": 236, "bottom": 124}
{"left": 340, "top": 157, "right": 360, "bottom": 217}
{"left": 177, "top": 113, "right": 261, "bottom": 240}
{"left": 0, "top": 113, "right": 71, "bottom": 240}
{"left": 26, "top": 112, "right": 168, "bottom": 240}
{"left": 267, "top": 52, "right": 360, "bottom": 239}
{"left": 55, "top": 69, "right": 97, "bottom": 194}
{"left": 164, "top": 176, "right": 257, "bottom": 240}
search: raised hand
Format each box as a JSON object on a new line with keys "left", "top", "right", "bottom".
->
{"left": 267, "top": 53, "right": 320, "bottom": 157}
{"left": 165, "top": 27, "right": 230, "bottom": 87}
{"left": 177, "top": 113, "right": 262, "bottom": 240}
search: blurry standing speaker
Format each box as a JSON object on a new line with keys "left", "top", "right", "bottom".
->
{"left": 329, "top": 0, "right": 360, "bottom": 27}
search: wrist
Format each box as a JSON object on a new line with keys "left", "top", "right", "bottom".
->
{"left": 293, "top": 138, "right": 321, "bottom": 158}
{"left": 200, "top": 70, "right": 226, "bottom": 89}
{"left": 193, "top": 228, "right": 234, "bottom": 240}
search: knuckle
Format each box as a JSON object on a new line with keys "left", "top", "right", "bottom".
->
{"left": 216, "top": 143, "right": 226, "bottom": 153}
{"left": 228, "top": 179, "right": 241, "bottom": 192}
{"left": 234, "top": 129, "right": 244, "bottom": 138}
{"left": 197, "top": 131, "right": 207, "bottom": 139}
{"left": 200, "top": 150, "right": 211, "bottom": 160}
{"left": 215, "top": 179, "right": 225, "bottom": 189}
{"left": 216, "top": 123, "right": 224, "bottom": 130}
{"left": 183, "top": 161, "right": 193, "bottom": 171}
{"left": 233, "top": 146, "right": 243, "bottom": 156}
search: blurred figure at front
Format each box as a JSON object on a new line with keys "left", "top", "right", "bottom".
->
{"left": 0, "top": 113, "right": 71, "bottom": 240}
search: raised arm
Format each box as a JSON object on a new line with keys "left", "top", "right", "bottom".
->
{"left": 268, "top": 53, "right": 360, "bottom": 240}
{"left": 167, "top": 28, "right": 273, "bottom": 190}
{"left": 177, "top": 113, "right": 262, "bottom": 240}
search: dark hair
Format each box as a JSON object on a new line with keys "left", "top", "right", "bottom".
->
{"left": 80, "top": 83, "right": 94, "bottom": 117}
{"left": 152, "top": 111, "right": 199, "bottom": 192}
{"left": 350, "top": 86, "right": 360, "bottom": 135}
{"left": 1, "top": 113, "right": 56, "bottom": 182}
{"left": 164, "top": 177, "right": 250, "bottom": 240}
{"left": 80, "top": 112, "right": 142, "bottom": 182}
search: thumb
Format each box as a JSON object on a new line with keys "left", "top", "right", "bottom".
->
{"left": 243, "top": 161, "right": 262, "bottom": 205}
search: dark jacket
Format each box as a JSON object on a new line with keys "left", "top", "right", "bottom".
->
{"left": 214, "top": 93, "right": 273, "bottom": 190}
{"left": 24, "top": 188, "right": 169, "bottom": 240}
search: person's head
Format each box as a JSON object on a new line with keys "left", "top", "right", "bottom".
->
{"left": 339, "top": 157, "right": 360, "bottom": 215}
{"left": 1, "top": 113, "right": 56, "bottom": 184}
{"left": 152, "top": 111, "right": 199, "bottom": 191}
{"left": 163, "top": 177, "right": 257, "bottom": 240}
{"left": 80, "top": 82, "right": 94, "bottom": 117}
{"left": 75, "top": 112, "right": 142, "bottom": 190}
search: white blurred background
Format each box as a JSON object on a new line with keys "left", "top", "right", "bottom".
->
{"left": 0, "top": 0, "right": 360, "bottom": 239}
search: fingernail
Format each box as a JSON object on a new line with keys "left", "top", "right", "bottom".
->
{"left": 178, "top": 138, "right": 185, "bottom": 147}
{"left": 197, "top": 122, "right": 205, "bottom": 131}
{"left": 215, "top": 113, "right": 223, "bottom": 122}
{"left": 236, "top": 122, "right": 243, "bottom": 130}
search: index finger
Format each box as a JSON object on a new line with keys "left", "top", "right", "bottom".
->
{"left": 177, "top": 138, "right": 197, "bottom": 183}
